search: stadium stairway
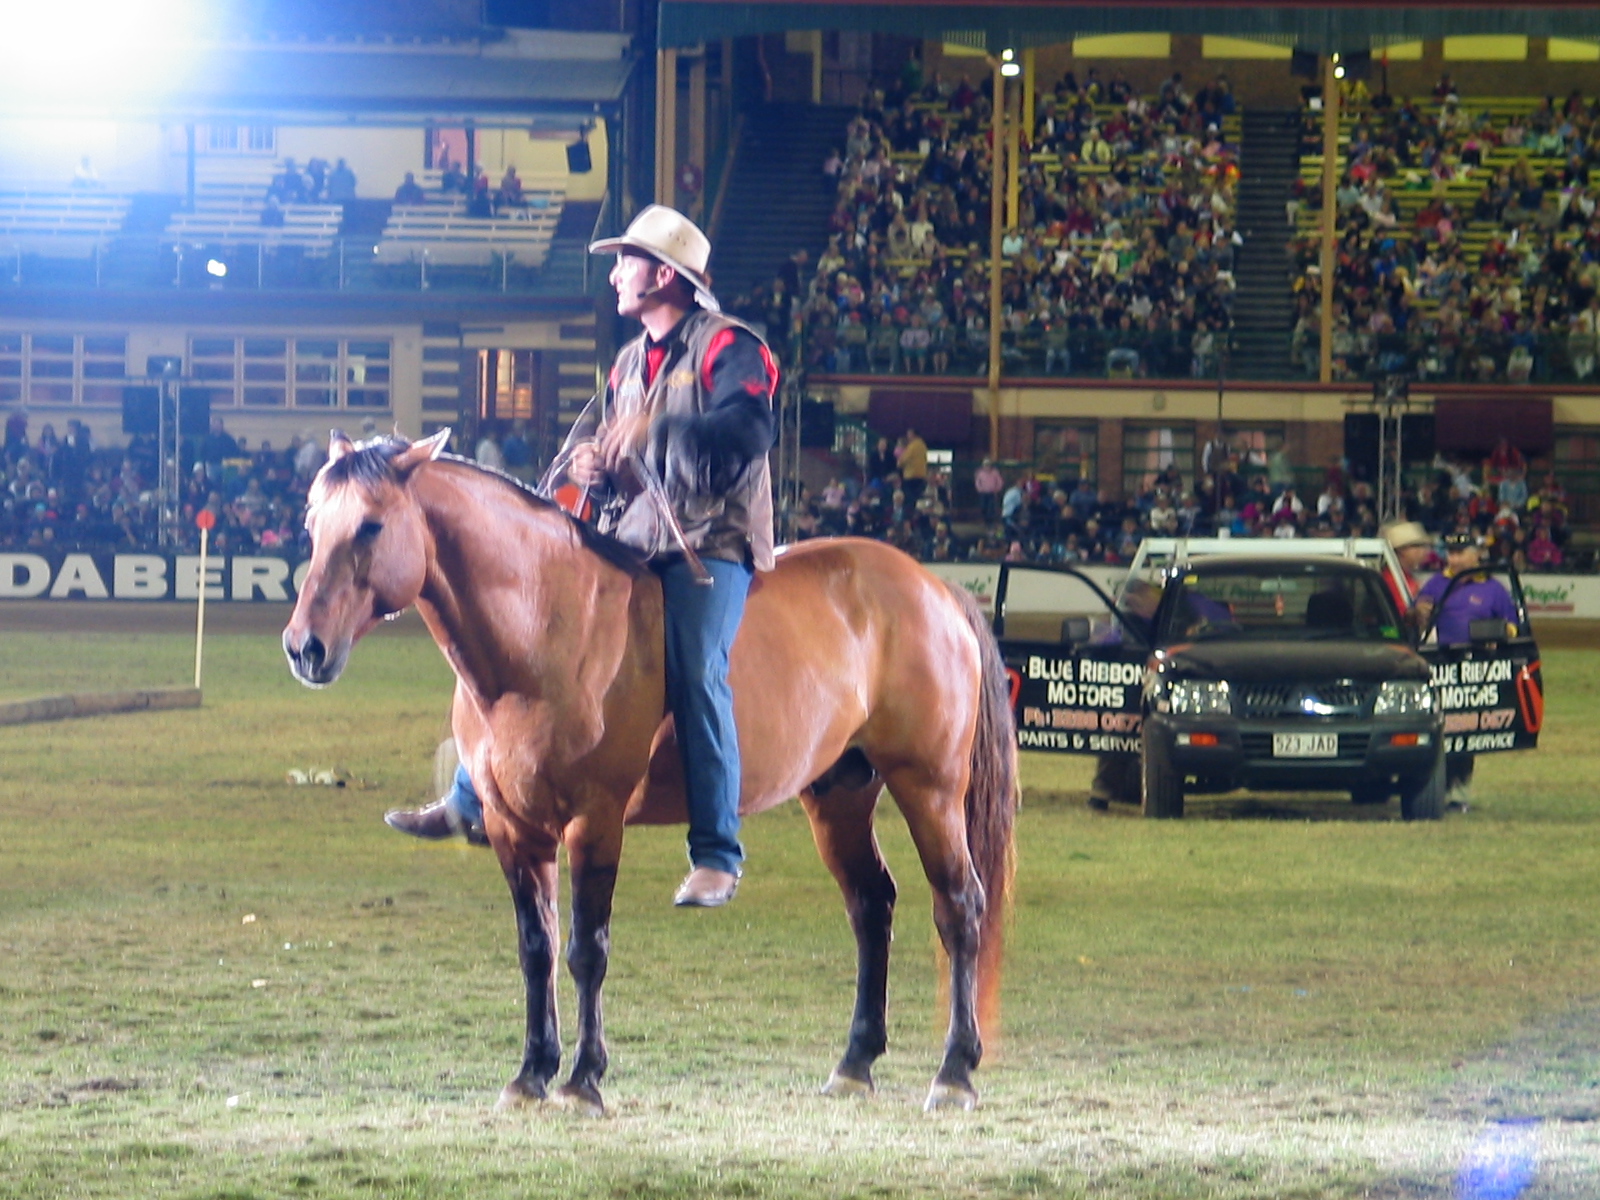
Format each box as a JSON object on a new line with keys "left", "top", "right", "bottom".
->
{"left": 711, "top": 102, "right": 856, "bottom": 306}
{"left": 1229, "top": 109, "right": 1302, "bottom": 381}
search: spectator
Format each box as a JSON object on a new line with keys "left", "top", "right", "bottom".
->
{"left": 327, "top": 158, "right": 358, "bottom": 202}
{"left": 304, "top": 158, "right": 328, "bottom": 200}
{"left": 498, "top": 166, "right": 524, "bottom": 207}
{"left": 475, "top": 425, "right": 505, "bottom": 471}
{"left": 973, "top": 458, "right": 1004, "bottom": 524}
{"left": 271, "top": 158, "right": 306, "bottom": 204}
{"left": 897, "top": 427, "right": 929, "bottom": 505}
{"left": 394, "top": 172, "right": 426, "bottom": 205}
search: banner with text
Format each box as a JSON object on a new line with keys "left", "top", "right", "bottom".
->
{"left": 0, "top": 551, "right": 310, "bottom": 602}
{"left": 1003, "top": 640, "right": 1146, "bottom": 755}
{"left": 1421, "top": 643, "right": 1543, "bottom": 755}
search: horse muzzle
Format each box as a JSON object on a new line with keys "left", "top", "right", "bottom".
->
{"left": 282, "top": 627, "right": 346, "bottom": 688}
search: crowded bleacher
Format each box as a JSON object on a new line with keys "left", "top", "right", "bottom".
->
{"left": 3, "top": 406, "right": 1577, "bottom": 573}
{"left": 729, "top": 61, "right": 1242, "bottom": 379}
{"left": 1289, "top": 79, "right": 1600, "bottom": 384}
{"left": 776, "top": 425, "right": 1578, "bottom": 572}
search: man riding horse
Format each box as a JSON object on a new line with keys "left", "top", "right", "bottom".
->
{"left": 385, "top": 204, "right": 778, "bottom": 909}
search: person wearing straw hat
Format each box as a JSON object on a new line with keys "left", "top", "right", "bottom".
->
{"left": 1381, "top": 520, "right": 1433, "bottom": 618}
{"left": 384, "top": 205, "right": 777, "bottom": 909}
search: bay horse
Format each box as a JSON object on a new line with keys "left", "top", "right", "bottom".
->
{"left": 282, "top": 431, "right": 1017, "bottom": 1114}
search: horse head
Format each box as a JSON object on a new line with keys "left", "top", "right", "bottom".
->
{"left": 282, "top": 428, "right": 449, "bottom": 687}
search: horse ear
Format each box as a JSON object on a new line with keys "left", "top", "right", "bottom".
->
{"left": 391, "top": 428, "right": 451, "bottom": 479}
{"left": 328, "top": 430, "right": 355, "bottom": 461}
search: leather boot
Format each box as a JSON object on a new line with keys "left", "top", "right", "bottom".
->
{"left": 673, "top": 866, "right": 741, "bottom": 908}
{"left": 384, "top": 798, "right": 488, "bottom": 845}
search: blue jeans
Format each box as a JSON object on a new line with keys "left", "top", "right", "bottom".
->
{"left": 442, "top": 555, "right": 751, "bottom": 875}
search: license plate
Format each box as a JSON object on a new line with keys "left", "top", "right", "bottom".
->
{"left": 1273, "top": 732, "right": 1338, "bottom": 757}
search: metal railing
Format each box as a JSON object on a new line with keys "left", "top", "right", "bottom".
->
{"left": 0, "top": 232, "right": 587, "bottom": 297}
{"left": 798, "top": 323, "right": 1237, "bottom": 382}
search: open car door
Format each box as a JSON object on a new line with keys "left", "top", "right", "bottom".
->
{"left": 1415, "top": 563, "right": 1543, "bottom": 756}
{"left": 994, "top": 563, "right": 1149, "bottom": 755}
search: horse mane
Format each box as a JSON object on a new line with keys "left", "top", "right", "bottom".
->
{"left": 324, "top": 435, "right": 646, "bottom": 577}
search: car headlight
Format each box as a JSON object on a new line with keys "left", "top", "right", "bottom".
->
{"left": 1373, "top": 680, "right": 1435, "bottom": 717}
{"left": 1169, "top": 679, "right": 1232, "bottom": 715}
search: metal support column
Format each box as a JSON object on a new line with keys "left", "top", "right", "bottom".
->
{"left": 986, "top": 59, "right": 1005, "bottom": 460}
{"left": 656, "top": 48, "right": 678, "bottom": 206}
{"left": 1318, "top": 55, "right": 1341, "bottom": 384}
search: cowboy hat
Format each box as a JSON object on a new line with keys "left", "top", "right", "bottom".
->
{"left": 589, "top": 204, "right": 719, "bottom": 311}
{"left": 1383, "top": 520, "right": 1431, "bottom": 551}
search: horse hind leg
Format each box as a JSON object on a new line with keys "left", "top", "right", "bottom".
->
{"left": 884, "top": 764, "right": 985, "bottom": 1112}
{"left": 801, "top": 750, "right": 896, "bottom": 1099}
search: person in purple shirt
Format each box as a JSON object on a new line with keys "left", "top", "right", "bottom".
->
{"left": 1414, "top": 533, "right": 1519, "bottom": 645}
{"left": 1412, "top": 532, "right": 1519, "bottom": 811}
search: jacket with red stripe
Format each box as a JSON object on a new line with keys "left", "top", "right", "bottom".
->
{"left": 564, "top": 308, "right": 778, "bottom": 570}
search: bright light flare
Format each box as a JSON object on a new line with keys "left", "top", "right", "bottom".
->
{"left": 0, "top": 0, "right": 215, "bottom": 102}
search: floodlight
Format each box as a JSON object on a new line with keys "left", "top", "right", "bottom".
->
{"left": 1001, "top": 48, "right": 1015, "bottom": 62}
{"left": 1001, "top": 62, "right": 1021, "bottom": 78}
{"left": 0, "top": 0, "right": 214, "bottom": 103}
{"left": 206, "top": 259, "right": 227, "bottom": 278}
{"left": 1334, "top": 65, "right": 1346, "bottom": 80}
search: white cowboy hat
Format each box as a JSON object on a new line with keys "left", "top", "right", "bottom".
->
{"left": 1383, "top": 520, "right": 1431, "bottom": 551}
{"left": 589, "top": 204, "right": 719, "bottom": 311}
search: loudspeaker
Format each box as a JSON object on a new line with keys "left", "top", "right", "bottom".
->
{"left": 1291, "top": 49, "right": 1319, "bottom": 80}
{"left": 1400, "top": 413, "right": 1434, "bottom": 465}
{"left": 799, "top": 400, "right": 835, "bottom": 448}
{"left": 566, "top": 141, "right": 592, "bottom": 174}
{"left": 1343, "top": 50, "right": 1372, "bottom": 82}
{"left": 1344, "top": 412, "right": 1380, "bottom": 483}
{"left": 177, "top": 387, "right": 212, "bottom": 437}
{"left": 122, "top": 385, "right": 160, "bottom": 435}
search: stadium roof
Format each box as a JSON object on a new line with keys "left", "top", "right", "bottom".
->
{"left": 0, "top": 34, "right": 634, "bottom": 123}
{"left": 658, "top": 1, "right": 1600, "bottom": 54}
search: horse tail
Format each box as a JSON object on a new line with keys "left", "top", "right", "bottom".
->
{"left": 944, "top": 580, "right": 1019, "bottom": 1042}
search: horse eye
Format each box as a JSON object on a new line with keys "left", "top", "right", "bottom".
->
{"left": 356, "top": 520, "right": 384, "bottom": 542}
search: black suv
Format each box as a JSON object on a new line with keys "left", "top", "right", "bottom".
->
{"left": 1138, "top": 556, "right": 1443, "bottom": 819}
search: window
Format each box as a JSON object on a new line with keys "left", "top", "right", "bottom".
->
{"left": 81, "top": 335, "right": 127, "bottom": 404}
{"left": 0, "top": 332, "right": 20, "bottom": 404}
{"left": 1553, "top": 428, "right": 1600, "bottom": 525}
{"left": 1123, "top": 424, "right": 1196, "bottom": 496}
{"left": 187, "top": 336, "right": 391, "bottom": 410}
{"left": 1032, "top": 422, "right": 1098, "bottom": 486}
{"left": 0, "top": 332, "right": 126, "bottom": 406}
{"left": 29, "top": 334, "right": 78, "bottom": 404}
{"left": 205, "top": 125, "right": 276, "bottom": 155}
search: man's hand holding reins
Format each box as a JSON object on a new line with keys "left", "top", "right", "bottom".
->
{"left": 597, "top": 411, "right": 651, "bottom": 476}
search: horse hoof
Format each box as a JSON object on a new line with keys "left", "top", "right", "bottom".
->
{"left": 552, "top": 1083, "right": 606, "bottom": 1118}
{"left": 495, "top": 1080, "right": 545, "bottom": 1111}
{"left": 821, "top": 1069, "right": 873, "bottom": 1099}
{"left": 923, "top": 1082, "right": 977, "bottom": 1112}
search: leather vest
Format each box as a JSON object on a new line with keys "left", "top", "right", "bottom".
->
{"left": 605, "top": 309, "right": 775, "bottom": 571}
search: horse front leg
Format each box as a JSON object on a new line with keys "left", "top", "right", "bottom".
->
{"left": 553, "top": 822, "right": 622, "bottom": 1117}
{"left": 492, "top": 833, "right": 563, "bottom": 1110}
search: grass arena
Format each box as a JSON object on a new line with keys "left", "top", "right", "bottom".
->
{"left": 2, "top": 603, "right": 1598, "bottom": 1198}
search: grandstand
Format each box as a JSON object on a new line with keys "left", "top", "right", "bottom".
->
{"left": 0, "top": 190, "right": 133, "bottom": 263}
{"left": 375, "top": 189, "right": 565, "bottom": 269}
{"left": 0, "top": 4, "right": 1599, "bottom": 566}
